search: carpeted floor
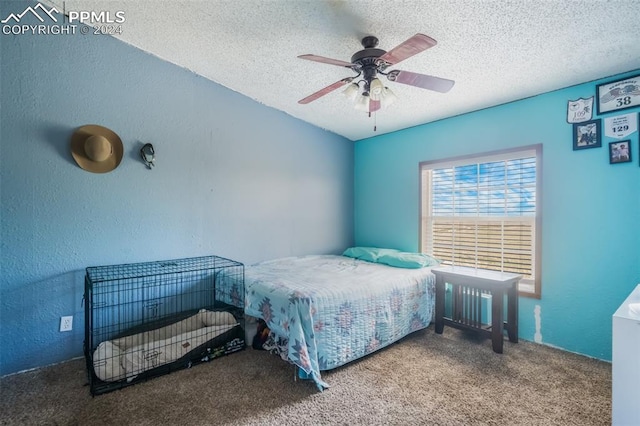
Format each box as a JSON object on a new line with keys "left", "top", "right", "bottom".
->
{"left": 0, "top": 326, "right": 611, "bottom": 426}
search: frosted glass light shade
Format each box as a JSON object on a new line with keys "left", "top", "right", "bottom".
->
{"left": 369, "top": 78, "right": 384, "bottom": 100}
{"left": 354, "top": 94, "right": 370, "bottom": 111}
{"left": 379, "top": 86, "right": 398, "bottom": 107}
{"left": 342, "top": 83, "right": 360, "bottom": 101}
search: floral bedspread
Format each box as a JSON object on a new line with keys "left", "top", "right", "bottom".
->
{"left": 220, "top": 255, "right": 435, "bottom": 390}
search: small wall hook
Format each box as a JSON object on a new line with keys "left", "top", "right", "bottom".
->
{"left": 140, "top": 143, "right": 155, "bottom": 169}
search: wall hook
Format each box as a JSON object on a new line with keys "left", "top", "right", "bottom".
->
{"left": 140, "top": 143, "right": 155, "bottom": 169}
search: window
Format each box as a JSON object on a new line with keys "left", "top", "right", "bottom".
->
{"left": 420, "top": 145, "right": 542, "bottom": 297}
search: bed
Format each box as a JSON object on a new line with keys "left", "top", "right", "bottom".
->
{"left": 217, "top": 249, "right": 437, "bottom": 390}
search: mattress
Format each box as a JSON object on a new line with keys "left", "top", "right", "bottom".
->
{"left": 93, "top": 309, "right": 239, "bottom": 382}
{"left": 219, "top": 255, "right": 435, "bottom": 390}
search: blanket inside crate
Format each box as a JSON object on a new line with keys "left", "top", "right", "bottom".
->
{"left": 93, "top": 309, "right": 239, "bottom": 382}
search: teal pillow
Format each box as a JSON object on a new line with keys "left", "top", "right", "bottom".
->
{"left": 342, "top": 247, "right": 400, "bottom": 263}
{"left": 377, "top": 252, "right": 440, "bottom": 269}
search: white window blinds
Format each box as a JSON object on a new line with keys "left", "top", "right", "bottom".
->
{"left": 420, "top": 146, "right": 541, "bottom": 295}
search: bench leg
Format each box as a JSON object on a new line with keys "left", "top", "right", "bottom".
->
{"left": 491, "top": 289, "right": 504, "bottom": 353}
{"left": 435, "top": 278, "right": 445, "bottom": 334}
{"left": 506, "top": 283, "right": 519, "bottom": 343}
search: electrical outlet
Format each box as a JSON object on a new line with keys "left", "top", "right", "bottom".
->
{"left": 60, "top": 316, "right": 73, "bottom": 332}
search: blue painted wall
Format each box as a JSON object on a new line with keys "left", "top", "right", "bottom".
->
{"left": 0, "top": 2, "right": 353, "bottom": 375}
{"left": 354, "top": 70, "right": 640, "bottom": 361}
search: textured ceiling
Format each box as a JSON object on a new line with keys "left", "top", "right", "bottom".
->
{"left": 47, "top": 0, "right": 640, "bottom": 141}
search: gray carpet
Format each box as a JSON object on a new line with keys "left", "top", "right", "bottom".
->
{"left": 0, "top": 326, "right": 611, "bottom": 425}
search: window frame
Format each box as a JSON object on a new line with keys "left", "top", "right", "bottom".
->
{"left": 419, "top": 144, "right": 542, "bottom": 298}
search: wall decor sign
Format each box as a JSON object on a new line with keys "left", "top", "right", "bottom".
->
{"left": 596, "top": 74, "right": 640, "bottom": 115}
{"left": 604, "top": 113, "right": 638, "bottom": 139}
{"left": 609, "top": 140, "right": 631, "bottom": 164}
{"left": 572, "top": 119, "right": 601, "bottom": 150}
{"left": 566, "top": 97, "right": 594, "bottom": 123}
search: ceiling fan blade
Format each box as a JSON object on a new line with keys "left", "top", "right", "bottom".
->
{"left": 378, "top": 33, "right": 437, "bottom": 65}
{"left": 298, "top": 78, "right": 354, "bottom": 104}
{"left": 298, "top": 54, "right": 354, "bottom": 68}
{"left": 387, "top": 70, "right": 455, "bottom": 93}
{"left": 369, "top": 99, "right": 381, "bottom": 112}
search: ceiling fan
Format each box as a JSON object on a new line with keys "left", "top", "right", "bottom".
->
{"left": 297, "top": 34, "right": 455, "bottom": 113}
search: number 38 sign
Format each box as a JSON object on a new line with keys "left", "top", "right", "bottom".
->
{"left": 596, "top": 74, "right": 640, "bottom": 115}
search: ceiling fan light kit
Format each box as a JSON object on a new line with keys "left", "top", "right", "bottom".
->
{"left": 297, "top": 33, "right": 455, "bottom": 128}
{"left": 342, "top": 76, "right": 396, "bottom": 109}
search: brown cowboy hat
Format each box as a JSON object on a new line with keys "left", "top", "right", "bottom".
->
{"left": 70, "top": 125, "right": 123, "bottom": 173}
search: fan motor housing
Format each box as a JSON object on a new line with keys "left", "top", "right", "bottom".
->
{"left": 352, "top": 49, "right": 386, "bottom": 86}
{"left": 350, "top": 48, "right": 386, "bottom": 65}
{"left": 351, "top": 36, "right": 387, "bottom": 82}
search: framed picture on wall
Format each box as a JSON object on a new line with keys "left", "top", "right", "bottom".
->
{"left": 573, "top": 119, "right": 601, "bottom": 150}
{"left": 609, "top": 140, "right": 631, "bottom": 164}
{"left": 596, "top": 74, "right": 640, "bottom": 115}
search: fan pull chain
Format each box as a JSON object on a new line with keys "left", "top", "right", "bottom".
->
{"left": 367, "top": 111, "right": 377, "bottom": 132}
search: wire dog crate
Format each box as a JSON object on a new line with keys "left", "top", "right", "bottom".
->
{"left": 84, "top": 255, "right": 245, "bottom": 395}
